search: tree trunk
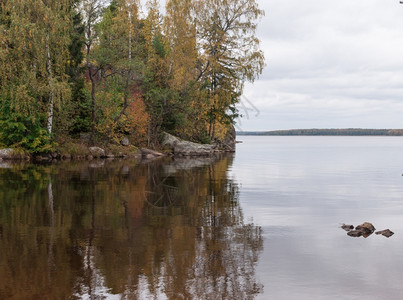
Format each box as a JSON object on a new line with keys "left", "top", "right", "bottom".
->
{"left": 85, "top": 7, "right": 97, "bottom": 145}
{"left": 46, "top": 32, "right": 55, "bottom": 134}
{"left": 89, "top": 69, "right": 96, "bottom": 144}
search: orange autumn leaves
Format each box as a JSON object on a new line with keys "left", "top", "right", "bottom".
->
{"left": 96, "top": 89, "right": 149, "bottom": 145}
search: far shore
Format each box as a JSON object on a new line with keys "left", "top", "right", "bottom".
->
{"left": 237, "top": 129, "right": 403, "bottom": 136}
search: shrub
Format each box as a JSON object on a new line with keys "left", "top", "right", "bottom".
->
{"left": 0, "top": 114, "right": 54, "bottom": 153}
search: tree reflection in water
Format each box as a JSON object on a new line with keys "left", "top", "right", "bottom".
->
{"left": 0, "top": 155, "right": 263, "bottom": 299}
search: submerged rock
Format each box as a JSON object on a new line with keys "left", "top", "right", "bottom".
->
{"left": 341, "top": 224, "right": 354, "bottom": 232}
{"left": 375, "top": 229, "right": 394, "bottom": 238}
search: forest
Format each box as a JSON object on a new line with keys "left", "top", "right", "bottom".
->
{"left": 0, "top": 0, "right": 265, "bottom": 153}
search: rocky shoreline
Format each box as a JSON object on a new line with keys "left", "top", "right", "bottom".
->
{"left": 0, "top": 132, "right": 236, "bottom": 162}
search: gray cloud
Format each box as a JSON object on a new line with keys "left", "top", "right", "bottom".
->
{"left": 239, "top": 0, "right": 403, "bottom": 130}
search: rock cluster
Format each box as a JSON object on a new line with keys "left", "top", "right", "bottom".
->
{"left": 341, "top": 222, "right": 394, "bottom": 238}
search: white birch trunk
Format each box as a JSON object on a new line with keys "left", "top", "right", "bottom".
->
{"left": 46, "top": 32, "right": 55, "bottom": 134}
{"left": 128, "top": 11, "right": 132, "bottom": 62}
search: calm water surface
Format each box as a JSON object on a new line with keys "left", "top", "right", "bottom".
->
{"left": 1, "top": 136, "right": 403, "bottom": 299}
{"left": 233, "top": 136, "right": 403, "bottom": 300}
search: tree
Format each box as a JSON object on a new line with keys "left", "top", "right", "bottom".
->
{"left": 160, "top": 0, "right": 199, "bottom": 136}
{"left": 0, "top": 0, "right": 72, "bottom": 150}
{"left": 81, "top": 0, "right": 105, "bottom": 143}
{"left": 194, "top": 0, "right": 265, "bottom": 139}
{"left": 66, "top": 0, "right": 90, "bottom": 136}
{"left": 164, "top": 0, "right": 198, "bottom": 93}
{"left": 95, "top": 0, "right": 146, "bottom": 142}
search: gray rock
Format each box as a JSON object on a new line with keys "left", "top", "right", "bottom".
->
{"left": 89, "top": 147, "right": 105, "bottom": 158}
{"left": 0, "top": 148, "right": 14, "bottom": 159}
{"left": 375, "top": 229, "right": 394, "bottom": 238}
{"left": 161, "top": 133, "right": 214, "bottom": 156}
{"left": 121, "top": 137, "right": 130, "bottom": 146}
{"left": 222, "top": 125, "right": 236, "bottom": 152}
{"left": 341, "top": 224, "right": 354, "bottom": 231}
{"left": 347, "top": 230, "right": 363, "bottom": 237}
{"left": 355, "top": 222, "right": 375, "bottom": 234}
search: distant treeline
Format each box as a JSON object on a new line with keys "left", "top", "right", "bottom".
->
{"left": 237, "top": 129, "right": 403, "bottom": 136}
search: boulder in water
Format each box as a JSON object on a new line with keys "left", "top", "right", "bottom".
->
{"left": 375, "top": 229, "right": 394, "bottom": 238}
{"left": 355, "top": 222, "right": 375, "bottom": 235}
{"left": 341, "top": 224, "right": 354, "bottom": 232}
{"left": 347, "top": 230, "right": 363, "bottom": 237}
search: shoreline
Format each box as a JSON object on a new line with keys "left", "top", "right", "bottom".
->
{"left": 0, "top": 132, "right": 236, "bottom": 162}
{"left": 0, "top": 145, "right": 235, "bottom": 163}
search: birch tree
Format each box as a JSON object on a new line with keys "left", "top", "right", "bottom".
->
{"left": 0, "top": 0, "right": 71, "bottom": 139}
{"left": 194, "top": 0, "right": 265, "bottom": 138}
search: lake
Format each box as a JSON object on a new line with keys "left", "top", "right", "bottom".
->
{"left": 1, "top": 136, "right": 403, "bottom": 299}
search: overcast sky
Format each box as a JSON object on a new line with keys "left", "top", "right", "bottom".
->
{"left": 238, "top": 0, "right": 403, "bottom": 131}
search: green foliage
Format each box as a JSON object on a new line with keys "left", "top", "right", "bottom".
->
{"left": 69, "top": 79, "right": 92, "bottom": 135}
{"left": 0, "top": 114, "right": 54, "bottom": 153}
{"left": 152, "top": 34, "right": 166, "bottom": 58}
{"left": 0, "top": 0, "right": 265, "bottom": 149}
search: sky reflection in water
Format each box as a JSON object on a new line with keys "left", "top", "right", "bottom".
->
{"left": 232, "top": 136, "right": 403, "bottom": 300}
